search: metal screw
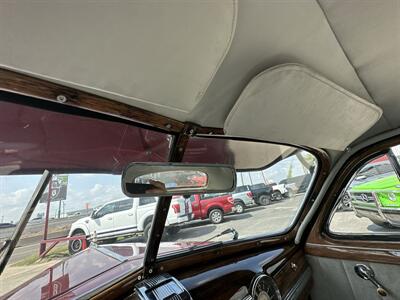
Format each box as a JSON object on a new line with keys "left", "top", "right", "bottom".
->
{"left": 56, "top": 94, "right": 68, "bottom": 103}
{"left": 137, "top": 275, "right": 142, "bottom": 280}
{"left": 189, "top": 129, "right": 195, "bottom": 136}
{"left": 149, "top": 269, "right": 153, "bottom": 274}
{"left": 165, "top": 124, "right": 172, "bottom": 129}
{"left": 290, "top": 262, "right": 298, "bottom": 271}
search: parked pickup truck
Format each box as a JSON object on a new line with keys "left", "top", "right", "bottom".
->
{"left": 236, "top": 183, "right": 288, "bottom": 206}
{"left": 68, "top": 196, "right": 192, "bottom": 254}
{"left": 189, "top": 193, "right": 235, "bottom": 224}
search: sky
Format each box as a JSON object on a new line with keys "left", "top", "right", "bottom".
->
{"left": 0, "top": 154, "right": 311, "bottom": 224}
{"left": 0, "top": 174, "right": 125, "bottom": 223}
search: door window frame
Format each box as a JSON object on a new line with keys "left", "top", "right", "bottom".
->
{"left": 316, "top": 138, "right": 400, "bottom": 242}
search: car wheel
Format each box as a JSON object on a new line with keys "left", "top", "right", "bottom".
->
{"left": 209, "top": 209, "right": 224, "bottom": 224}
{"left": 272, "top": 191, "right": 283, "bottom": 201}
{"left": 234, "top": 202, "right": 245, "bottom": 214}
{"left": 143, "top": 222, "right": 152, "bottom": 241}
{"left": 258, "top": 195, "right": 271, "bottom": 206}
{"left": 341, "top": 194, "right": 352, "bottom": 211}
{"left": 68, "top": 230, "right": 88, "bottom": 255}
{"left": 166, "top": 226, "right": 180, "bottom": 236}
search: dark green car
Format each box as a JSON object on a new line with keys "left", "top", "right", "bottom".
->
{"left": 350, "top": 174, "right": 400, "bottom": 228}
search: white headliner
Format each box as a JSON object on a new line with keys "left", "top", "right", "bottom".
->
{"left": 0, "top": 1, "right": 398, "bottom": 150}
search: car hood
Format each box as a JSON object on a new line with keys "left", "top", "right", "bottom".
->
{"left": 3, "top": 242, "right": 190, "bottom": 299}
{"left": 72, "top": 216, "right": 91, "bottom": 225}
{"left": 351, "top": 175, "right": 400, "bottom": 191}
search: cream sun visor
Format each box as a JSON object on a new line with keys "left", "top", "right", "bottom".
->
{"left": 224, "top": 64, "right": 382, "bottom": 151}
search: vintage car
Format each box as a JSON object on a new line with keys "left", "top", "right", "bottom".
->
{"left": 350, "top": 173, "right": 400, "bottom": 228}
{"left": 1, "top": 2, "right": 400, "bottom": 300}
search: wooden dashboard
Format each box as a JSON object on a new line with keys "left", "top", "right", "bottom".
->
{"left": 167, "top": 246, "right": 311, "bottom": 300}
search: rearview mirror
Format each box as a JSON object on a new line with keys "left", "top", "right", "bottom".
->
{"left": 121, "top": 163, "right": 236, "bottom": 197}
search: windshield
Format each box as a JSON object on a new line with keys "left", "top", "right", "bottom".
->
{"left": 0, "top": 98, "right": 317, "bottom": 298}
{"left": 0, "top": 98, "right": 172, "bottom": 297}
{"left": 157, "top": 137, "right": 317, "bottom": 257}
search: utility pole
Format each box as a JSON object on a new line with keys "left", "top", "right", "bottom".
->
{"left": 261, "top": 171, "right": 267, "bottom": 185}
{"left": 40, "top": 176, "right": 53, "bottom": 255}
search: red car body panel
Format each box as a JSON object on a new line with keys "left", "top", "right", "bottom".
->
{"left": 190, "top": 194, "right": 234, "bottom": 220}
{"left": 3, "top": 243, "right": 184, "bottom": 300}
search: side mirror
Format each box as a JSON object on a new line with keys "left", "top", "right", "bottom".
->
{"left": 121, "top": 163, "right": 236, "bottom": 197}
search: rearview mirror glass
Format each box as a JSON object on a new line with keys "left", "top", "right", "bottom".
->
{"left": 122, "top": 163, "right": 236, "bottom": 197}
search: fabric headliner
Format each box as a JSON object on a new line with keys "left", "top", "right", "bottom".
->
{"left": 0, "top": 1, "right": 398, "bottom": 150}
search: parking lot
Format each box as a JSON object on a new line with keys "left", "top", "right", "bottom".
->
{"left": 120, "top": 194, "right": 400, "bottom": 245}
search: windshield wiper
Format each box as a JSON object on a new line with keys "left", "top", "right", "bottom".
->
{"left": 0, "top": 170, "right": 52, "bottom": 274}
{"left": 202, "top": 227, "right": 239, "bottom": 242}
{"left": 189, "top": 228, "right": 239, "bottom": 251}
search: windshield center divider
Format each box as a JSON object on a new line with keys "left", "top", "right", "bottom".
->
{"left": 142, "top": 123, "right": 195, "bottom": 277}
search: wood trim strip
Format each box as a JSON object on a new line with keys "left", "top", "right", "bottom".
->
{"left": 305, "top": 242, "right": 400, "bottom": 265}
{"left": 0, "top": 68, "right": 185, "bottom": 133}
{"left": 274, "top": 249, "right": 309, "bottom": 298}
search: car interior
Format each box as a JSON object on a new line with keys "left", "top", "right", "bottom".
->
{"left": 1, "top": 1, "right": 400, "bottom": 300}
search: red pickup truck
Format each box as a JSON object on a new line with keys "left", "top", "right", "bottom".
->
{"left": 189, "top": 193, "right": 235, "bottom": 224}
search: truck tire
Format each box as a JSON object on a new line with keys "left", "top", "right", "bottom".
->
{"left": 234, "top": 201, "right": 245, "bottom": 214}
{"left": 258, "top": 195, "right": 271, "bottom": 206}
{"left": 68, "top": 229, "right": 89, "bottom": 255}
{"left": 272, "top": 191, "right": 283, "bottom": 201}
{"left": 209, "top": 208, "right": 224, "bottom": 224}
{"left": 143, "top": 222, "right": 152, "bottom": 241}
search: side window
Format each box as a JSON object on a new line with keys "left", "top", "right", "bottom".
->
{"left": 97, "top": 203, "right": 116, "bottom": 218}
{"left": 329, "top": 149, "right": 400, "bottom": 235}
{"left": 234, "top": 186, "right": 247, "bottom": 193}
{"left": 139, "top": 197, "right": 157, "bottom": 206}
{"left": 200, "top": 193, "right": 224, "bottom": 200}
{"left": 115, "top": 199, "right": 133, "bottom": 212}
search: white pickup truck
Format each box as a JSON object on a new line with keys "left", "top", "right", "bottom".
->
{"left": 68, "top": 196, "right": 192, "bottom": 254}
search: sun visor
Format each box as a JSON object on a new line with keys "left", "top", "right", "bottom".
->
{"left": 224, "top": 64, "right": 382, "bottom": 151}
